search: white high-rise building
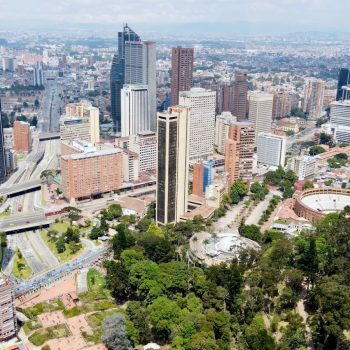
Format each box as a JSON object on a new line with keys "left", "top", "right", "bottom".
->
{"left": 257, "top": 133, "right": 287, "bottom": 167}
{"left": 179, "top": 88, "right": 216, "bottom": 161}
{"left": 249, "top": 93, "right": 273, "bottom": 141}
{"left": 124, "top": 41, "right": 156, "bottom": 131}
{"left": 215, "top": 111, "right": 237, "bottom": 154}
{"left": 129, "top": 131, "right": 157, "bottom": 171}
{"left": 156, "top": 107, "right": 190, "bottom": 225}
{"left": 330, "top": 100, "right": 350, "bottom": 144}
{"left": 121, "top": 84, "right": 150, "bottom": 137}
{"left": 292, "top": 156, "right": 316, "bottom": 180}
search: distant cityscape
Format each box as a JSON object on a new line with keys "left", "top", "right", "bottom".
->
{"left": 1, "top": 20, "right": 350, "bottom": 350}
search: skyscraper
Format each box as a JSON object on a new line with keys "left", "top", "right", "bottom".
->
{"left": 156, "top": 107, "right": 190, "bottom": 225}
{"left": 303, "top": 78, "right": 325, "bottom": 118}
{"left": 248, "top": 94, "right": 273, "bottom": 141}
{"left": 232, "top": 72, "right": 248, "bottom": 120}
{"left": 179, "top": 88, "right": 216, "bottom": 160}
{"left": 121, "top": 84, "right": 150, "bottom": 137}
{"left": 110, "top": 25, "right": 156, "bottom": 133}
{"left": 171, "top": 46, "right": 194, "bottom": 106}
{"left": 336, "top": 68, "right": 350, "bottom": 101}
{"left": 0, "top": 101, "right": 7, "bottom": 183}
{"left": 33, "top": 62, "right": 44, "bottom": 87}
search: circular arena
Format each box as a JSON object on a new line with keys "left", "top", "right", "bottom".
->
{"left": 294, "top": 188, "right": 350, "bottom": 223}
{"left": 189, "top": 230, "right": 260, "bottom": 266}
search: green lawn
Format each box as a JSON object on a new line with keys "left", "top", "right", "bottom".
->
{"left": 12, "top": 249, "right": 32, "bottom": 280}
{"left": 87, "top": 269, "right": 106, "bottom": 292}
{"left": 28, "top": 324, "right": 70, "bottom": 346}
{"left": 40, "top": 230, "right": 82, "bottom": 263}
{"left": 50, "top": 221, "right": 70, "bottom": 234}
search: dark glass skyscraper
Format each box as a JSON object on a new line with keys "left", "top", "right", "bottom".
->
{"left": 0, "top": 101, "right": 7, "bottom": 183}
{"left": 336, "top": 68, "right": 350, "bottom": 101}
{"left": 110, "top": 25, "right": 141, "bottom": 133}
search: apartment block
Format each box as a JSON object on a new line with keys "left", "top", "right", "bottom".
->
{"left": 0, "top": 274, "right": 17, "bottom": 341}
{"left": 224, "top": 121, "right": 255, "bottom": 186}
{"left": 13, "top": 121, "right": 32, "bottom": 152}
{"left": 61, "top": 140, "right": 122, "bottom": 200}
{"left": 215, "top": 111, "right": 237, "bottom": 154}
{"left": 257, "top": 133, "right": 286, "bottom": 167}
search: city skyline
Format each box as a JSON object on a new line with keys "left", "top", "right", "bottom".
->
{"left": 1, "top": 0, "right": 350, "bottom": 34}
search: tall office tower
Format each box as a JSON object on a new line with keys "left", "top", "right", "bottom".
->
{"left": 273, "top": 92, "right": 299, "bottom": 119}
{"left": 2, "top": 57, "right": 16, "bottom": 72}
{"left": 215, "top": 111, "right": 237, "bottom": 154}
{"left": 110, "top": 25, "right": 156, "bottom": 133}
{"left": 121, "top": 84, "right": 150, "bottom": 137}
{"left": 224, "top": 121, "right": 255, "bottom": 186}
{"left": 33, "top": 62, "right": 44, "bottom": 86}
{"left": 170, "top": 46, "right": 194, "bottom": 106}
{"left": 0, "top": 101, "right": 7, "bottom": 183}
{"left": 13, "top": 121, "right": 32, "bottom": 152}
{"left": 248, "top": 94, "right": 273, "bottom": 141}
{"left": 179, "top": 88, "right": 216, "bottom": 160}
{"left": 232, "top": 72, "right": 248, "bottom": 120}
{"left": 330, "top": 100, "right": 350, "bottom": 143}
{"left": 222, "top": 85, "right": 234, "bottom": 112}
{"left": 303, "top": 78, "right": 325, "bottom": 118}
{"left": 336, "top": 68, "right": 350, "bottom": 101}
{"left": 156, "top": 107, "right": 190, "bottom": 225}
{"left": 257, "top": 133, "right": 286, "bottom": 167}
{"left": 0, "top": 274, "right": 17, "bottom": 341}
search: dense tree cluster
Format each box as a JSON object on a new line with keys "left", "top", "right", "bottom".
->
{"left": 264, "top": 166, "right": 297, "bottom": 199}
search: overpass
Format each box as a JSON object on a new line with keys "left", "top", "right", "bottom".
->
{"left": 39, "top": 132, "right": 60, "bottom": 141}
{"left": 0, "top": 212, "right": 55, "bottom": 234}
{"left": 0, "top": 179, "right": 42, "bottom": 197}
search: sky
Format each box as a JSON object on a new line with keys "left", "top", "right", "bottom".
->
{"left": 0, "top": 0, "right": 349, "bottom": 35}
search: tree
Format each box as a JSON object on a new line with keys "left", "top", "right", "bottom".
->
{"left": 105, "top": 260, "right": 130, "bottom": 302}
{"left": 108, "top": 204, "right": 123, "bottom": 219}
{"left": 319, "top": 132, "right": 332, "bottom": 145}
{"left": 102, "top": 314, "right": 133, "bottom": 350}
{"left": 111, "top": 224, "right": 135, "bottom": 258}
{"left": 138, "top": 233, "right": 175, "bottom": 263}
{"left": 30, "top": 116, "right": 38, "bottom": 127}
{"left": 309, "top": 145, "right": 325, "bottom": 155}
{"left": 239, "top": 224, "right": 262, "bottom": 243}
{"left": 148, "top": 296, "right": 181, "bottom": 342}
{"left": 126, "top": 301, "right": 151, "bottom": 344}
{"left": 303, "top": 180, "right": 314, "bottom": 190}
{"left": 63, "top": 206, "right": 82, "bottom": 224}
{"left": 34, "top": 99, "right": 40, "bottom": 108}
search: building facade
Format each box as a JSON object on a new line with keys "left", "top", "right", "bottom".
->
{"left": 303, "top": 78, "right": 325, "bottom": 118}
{"left": 215, "top": 111, "right": 237, "bottom": 154}
{"left": 156, "top": 107, "right": 190, "bottom": 225}
{"left": 336, "top": 68, "right": 350, "bottom": 101}
{"left": 257, "top": 133, "right": 286, "bottom": 167}
{"left": 0, "top": 274, "right": 17, "bottom": 341}
{"left": 129, "top": 131, "right": 157, "bottom": 171}
{"left": 121, "top": 84, "right": 150, "bottom": 137}
{"left": 224, "top": 121, "right": 255, "bottom": 186}
{"left": 248, "top": 94, "right": 273, "bottom": 141}
{"left": 330, "top": 101, "right": 350, "bottom": 144}
{"left": 179, "top": 88, "right": 216, "bottom": 160}
{"left": 292, "top": 156, "right": 316, "bottom": 180}
{"left": 13, "top": 121, "right": 31, "bottom": 152}
{"left": 61, "top": 141, "right": 122, "bottom": 200}
{"left": 170, "top": 46, "right": 194, "bottom": 106}
{"left": 0, "top": 101, "right": 7, "bottom": 183}
{"left": 232, "top": 72, "right": 248, "bottom": 120}
{"left": 110, "top": 25, "right": 156, "bottom": 133}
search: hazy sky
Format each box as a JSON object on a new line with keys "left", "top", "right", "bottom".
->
{"left": 0, "top": 0, "right": 349, "bottom": 34}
